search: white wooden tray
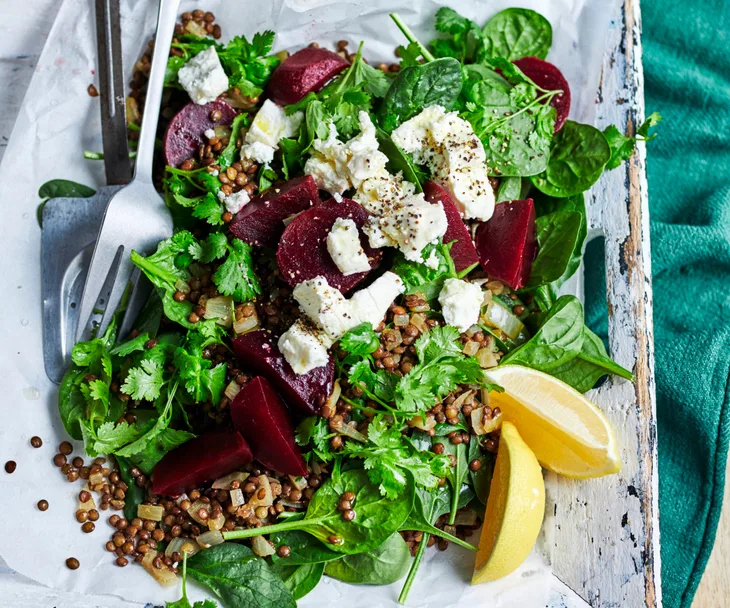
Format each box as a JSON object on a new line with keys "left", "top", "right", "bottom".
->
{"left": 0, "top": 0, "right": 660, "bottom": 605}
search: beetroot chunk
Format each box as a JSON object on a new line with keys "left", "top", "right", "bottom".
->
{"left": 277, "top": 198, "right": 381, "bottom": 293}
{"left": 229, "top": 176, "right": 320, "bottom": 248}
{"left": 163, "top": 100, "right": 237, "bottom": 168}
{"left": 152, "top": 430, "right": 252, "bottom": 497}
{"left": 232, "top": 330, "right": 334, "bottom": 416}
{"left": 267, "top": 47, "right": 349, "bottom": 106}
{"left": 423, "top": 181, "right": 479, "bottom": 273}
{"left": 475, "top": 199, "right": 537, "bottom": 289}
{"left": 231, "top": 377, "right": 307, "bottom": 476}
{"left": 513, "top": 57, "right": 571, "bottom": 132}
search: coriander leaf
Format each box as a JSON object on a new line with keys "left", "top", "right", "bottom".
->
{"left": 218, "top": 114, "right": 250, "bottom": 169}
{"left": 391, "top": 240, "right": 459, "bottom": 302}
{"left": 175, "top": 333, "right": 227, "bottom": 404}
{"left": 89, "top": 421, "right": 141, "bottom": 455}
{"left": 110, "top": 332, "right": 150, "bottom": 357}
{"left": 213, "top": 239, "right": 261, "bottom": 301}
{"left": 191, "top": 232, "right": 229, "bottom": 264}
{"left": 131, "top": 231, "right": 196, "bottom": 292}
{"left": 349, "top": 360, "right": 398, "bottom": 403}
{"left": 397, "top": 41, "right": 422, "bottom": 68}
{"left": 482, "top": 8, "right": 552, "bottom": 61}
{"left": 603, "top": 112, "right": 662, "bottom": 170}
{"left": 429, "top": 7, "right": 485, "bottom": 63}
{"left": 192, "top": 193, "right": 225, "bottom": 226}
{"left": 340, "top": 323, "right": 379, "bottom": 357}
{"left": 637, "top": 111, "right": 662, "bottom": 139}
{"left": 121, "top": 359, "right": 165, "bottom": 401}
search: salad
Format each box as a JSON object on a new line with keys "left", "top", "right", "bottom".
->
{"left": 46, "top": 6, "right": 660, "bottom": 607}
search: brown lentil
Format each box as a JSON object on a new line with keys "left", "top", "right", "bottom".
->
{"left": 30, "top": 436, "right": 43, "bottom": 448}
{"left": 87, "top": 84, "right": 99, "bottom": 97}
{"left": 4, "top": 461, "right": 16, "bottom": 474}
{"left": 65, "top": 557, "right": 80, "bottom": 570}
{"left": 37, "top": 499, "right": 49, "bottom": 511}
{"left": 53, "top": 454, "right": 67, "bottom": 467}
{"left": 81, "top": 522, "right": 95, "bottom": 533}
{"left": 59, "top": 441, "right": 73, "bottom": 455}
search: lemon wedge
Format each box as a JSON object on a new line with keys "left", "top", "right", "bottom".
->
{"left": 472, "top": 421, "right": 545, "bottom": 584}
{"left": 484, "top": 365, "right": 620, "bottom": 478}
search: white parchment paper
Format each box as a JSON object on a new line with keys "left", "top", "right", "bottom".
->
{"left": 0, "top": 0, "right": 617, "bottom": 605}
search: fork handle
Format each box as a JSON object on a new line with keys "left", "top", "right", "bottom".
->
{"left": 134, "top": 0, "right": 181, "bottom": 184}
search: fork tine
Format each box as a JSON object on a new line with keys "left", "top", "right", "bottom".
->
{"left": 119, "top": 271, "right": 152, "bottom": 340}
{"left": 75, "top": 240, "right": 124, "bottom": 342}
{"left": 97, "top": 250, "right": 137, "bottom": 338}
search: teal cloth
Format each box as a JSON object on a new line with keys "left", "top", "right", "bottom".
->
{"left": 585, "top": 0, "right": 730, "bottom": 606}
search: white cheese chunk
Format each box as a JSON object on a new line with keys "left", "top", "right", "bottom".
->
{"left": 241, "top": 99, "right": 303, "bottom": 165}
{"left": 326, "top": 218, "right": 371, "bottom": 276}
{"left": 438, "top": 278, "right": 484, "bottom": 333}
{"left": 349, "top": 272, "right": 405, "bottom": 328}
{"left": 392, "top": 105, "right": 495, "bottom": 221}
{"left": 424, "top": 249, "right": 440, "bottom": 269}
{"left": 217, "top": 189, "right": 250, "bottom": 215}
{"left": 177, "top": 47, "right": 229, "bottom": 105}
{"left": 204, "top": 128, "right": 216, "bottom": 139}
{"left": 292, "top": 277, "right": 356, "bottom": 343}
{"left": 278, "top": 321, "right": 331, "bottom": 374}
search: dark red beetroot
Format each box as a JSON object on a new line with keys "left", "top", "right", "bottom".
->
{"left": 277, "top": 198, "right": 381, "bottom": 293}
{"left": 152, "top": 430, "right": 252, "bottom": 497}
{"left": 231, "top": 377, "right": 307, "bottom": 476}
{"left": 423, "top": 181, "right": 480, "bottom": 273}
{"left": 232, "top": 330, "right": 334, "bottom": 416}
{"left": 475, "top": 199, "right": 537, "bottom": 290}
{"left": 267, "top": 47, "right": 349, "bottom": 106}
{"left": 163, "top": 100, "right": 237, "bottom": 168}
{"left": 513, "top": 57, "right": 571, "bottom": 132}
{"left": 229, "top": 176, "right": 320, "bottom": 248}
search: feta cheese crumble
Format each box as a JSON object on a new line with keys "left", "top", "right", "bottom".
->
{"left": 424, "top": 249, "right": 440, "bottom": 269}
{"left": 438, "top": 278, "right": 484, "bottom": 332}
{"left": 327, "top": 218, "right": 371, "bottom": 276}
{"left": 204, "top": 128, "right": 216, "bottom": 139}
{"left": 217, "top": 189, "right": 251, "bottom": 215}
{"left": 392, "top": 105, "right": 495, "bottom": 222}
{"left": 177, "top": 47, "right": 229, "bottom": 105}
{"left": 241, "top": 99, "right": 303, "bottom": 165}
{"left": 280, "top": 273, "right": 405, "bottom": 373}
{"left": 278, "top": 321, "right": 331, "bottom": 375}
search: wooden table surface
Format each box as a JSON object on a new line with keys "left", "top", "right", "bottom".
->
{"left": 0, "top": 2, "right": 725, "bottom": 607}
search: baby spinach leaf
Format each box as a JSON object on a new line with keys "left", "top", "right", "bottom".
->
{"left": 58, "top": 368, "right": 89, "bottom": 440}
{"left": 482, "top": 8, "right": 552, "bottom": 60}
{"left": 375, "top": 128, "right": 426, "bottom": 190}
{"left": 222, "top": 469, "right": 414, "bottom": 555}
{"left": 379, "top": 58, "right": 463, "bottom": 133}
{"left": 187, "top": 543, "right": 295, "bottom": 608}
{"left": 468, "top": 438, "right": 495, "bottom": 504}
{"left": 441, "top": 440, "right": 469, "bottom": 524}
{"left": 324, "top": 533, "right": 411, "bottom": 584}
{"left": 116, "top": 455, "right": 146, "bottom": 522}
{"left": 38, "top": 179, "right": 96, "bottom": 199}
{"left": 167, "top": 551, "right": 218, "bottom": 608}
{"left": 531, "top": 121, "right": 611, "bottom": 197}
{"left": 496, "top": 177, "right": 522, "bottom": 202}
{"left": 270, "top": 530, "right": 342, "bottom": 565}
{"left": 527, "top": 210, "right": 583, "bottom": 288}
{"left": 270, "top": 562, "right": 324, "bottom": 601}
{"left": 401, "top": 485, "right": 476, "bottom": 550}
{"left": 501, "top": 295, "right": 584, "bottom": 370}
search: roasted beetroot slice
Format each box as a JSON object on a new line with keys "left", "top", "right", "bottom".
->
{"left": 475, "top": 199, "right": 537, "bottom": 289}
{"left": 163, "top": 100, "right": 237, "bottom": 168}
{"left": 229, "top": 176, "right": 320, "bottom": 248}
{"left": 231, "top": 377, "right": 307, "bottom": 476}
{"left": 513, "top": 57, "right": 571, "bottom": 132}
{"left": 266, "top": 47, "right": 349, "bottom": 106}
{"left": 152, "top": 430, "right": 252, "bottom": 497}
{"left": 232, "top": 330, "right": 334, "bottom": 416}
{"left": 277, "top": 198, "right": 381, "bottom": 293}
{"left": 423, "top": 181, "right": 480, "bottom": 273}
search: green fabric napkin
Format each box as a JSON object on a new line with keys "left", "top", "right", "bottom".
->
{"left": 585, "top": 1, "right": 730, "bottom": 606}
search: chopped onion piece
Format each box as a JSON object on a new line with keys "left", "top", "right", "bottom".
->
{"left": 410, "top": 313, "right": 429, "bottom": 333}
{"left": 394, "top": 314, "right": 409, "bottom": 327}
{"left": 252, "top": 536, "right": 276, "bottom": 557}
{"left": 483, "top": 300, "right": 524, "bottom": 340}
{"left": 184, "top": 20, "right": 208, "bottom": 37}
{"left": 339, "top": 422, "right": 367, "bottom": 443}
{"left": 409, "top": 415, "right": 436, "bottom": 431}
{"left": 138, "top": 504, "right": 165, "bottom": 522}
{"left": 288, "top": 475, "right": 308, "bottom": 491}
{"left": 141, "top": 551, "right": 178, "bottom": 587}
{"left": 233, "top": 307, "right": 259, "bottom": 336}
{"left": 224, "top": 380, "right": 242, "bottom": 401}
{"left": 476, "top": 348, "right": 499, "bottom": 369}
{"left": 187, "top": 499, "right": 211, "bottom": 525}
{"left": 212, "top": 471, "right": 251, "bottom": 490}
{"left": 89, "top": 472, "right": 104, "bottom": 485}
{"left": 443, "top": 524, "right": 457, "bottom": 537}
{"left": 174, "top": 279, "right": 190, "bottom": 295}
{"left": 409, "top": 293, "right": 430, "bottom": 313}
{"left": 165, "top": 537, "right": 200, "bottom": 559}
{"left": 208, "top": 512, "right": 225, "bottom": 531}
{"left": 196, "top": 530, "right": 224, "bottom": 549}
{"left": 462, "top": 340, "right": 480, "bottom": 356}
{"left": 471, "top": 407, "right": 503, "bottom": 435}
{"left": 326, "top": 380, "right": 341, "bottom": 412}
{"left": 452, "top": 389, "right": 475, "bottom": 410}
{"left": 282, "top": 212, "right": 303, "bottom": 226}
{"left": 278, "top": 499, "right": 305, "bottom": 509}
{"left": 485, "top": 280, "right": 505, "bottom": 295}
{"left": 78, "top": 488, "right": 96, "bottom": 512}
{"left": 230, "top": 488, "right": 245, "bottom": 507}
{"left": 480, "top": 388, "right": 490, "bottom": 407}
{"left": 175, "top": 493, "right": 190, "bottom": 506}
{"left": 125, "top": 97, "right": 140, "bottom": 125}
{"left": 204, "top": 296, "right": 234, "bottom": 328}
{"left": 454, "top": 508, "right": 478, "bottom": 527}
{"left": 213, "top": 125, "right": 232, "bottom": 139}
{"left": 382, "top": 328, "right": 402, "bottom": 351}
{"left": 248, "top": 475, "right": 274, "bottom": 507}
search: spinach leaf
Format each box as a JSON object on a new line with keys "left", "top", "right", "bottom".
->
{"left": 441, "top": 440, "right": 469, "bottom": 524}
{"left": 324, "top": 533, "right": 411, "bottom": 584}
{"left": 58, "top": 368, "right": 88, "bottom": 440}
{"left": 223, "top": 469, "right": 414, "bottom": 555}
{"left": 187, "top": 543, "right": 295, "bottom": 608}
{"left": 270, "top": 562, "right": 324, "bottom": 601}
{"left": 116, "top": 456, "right": 147, "bottom": 523}
{"left": 38, "top": 179, "right": 96, "bottom": 199}
{"left": 401, "top": 485, "right": 476, "bottom": 550}
{"left": 468, "top": 438, "right": 495, "bottom": 504}
{"left": 501, "top": 295, "right": 584, "bottom": 370}
{"left": 375, "top": 128, "right": 426, "bottom": 190}
{"left": 270, "top": 530, "right": 342, "bottom": 565}
{"left": 531, "top": 121, "right": 611, "bottom": 197}
{"left": 526, "top": 210, "right": 583, "bottom": 288}
{"left": 379, "top": 58, "right": 463, "bottom": 133}
{"left": 482, "top": 8, "right": 552, "bottom": 60}
{"left": 548, "top": 327, "right": 634, "bottom": 392}
{"left": 496, "top": 177, "right": 522, "bottom": 202}
{"left": 167, "top": 551, "right": 218, "bottom": 608}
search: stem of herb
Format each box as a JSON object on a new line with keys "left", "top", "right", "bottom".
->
{"left": 398, "top": 532, "right": 429, "bottom": 605}
{"left": 429, "top": 525, "right": 476, "bottom": 551}
{"left": 222, "top": 516, "right": 327, "bottom": 540}
{"left": 389, "top": 13, "right": 435, "bottom": 63}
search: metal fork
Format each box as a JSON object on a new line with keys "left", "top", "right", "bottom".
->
{"left": 75, "top": 0, "right": 180, "bottom": 342}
